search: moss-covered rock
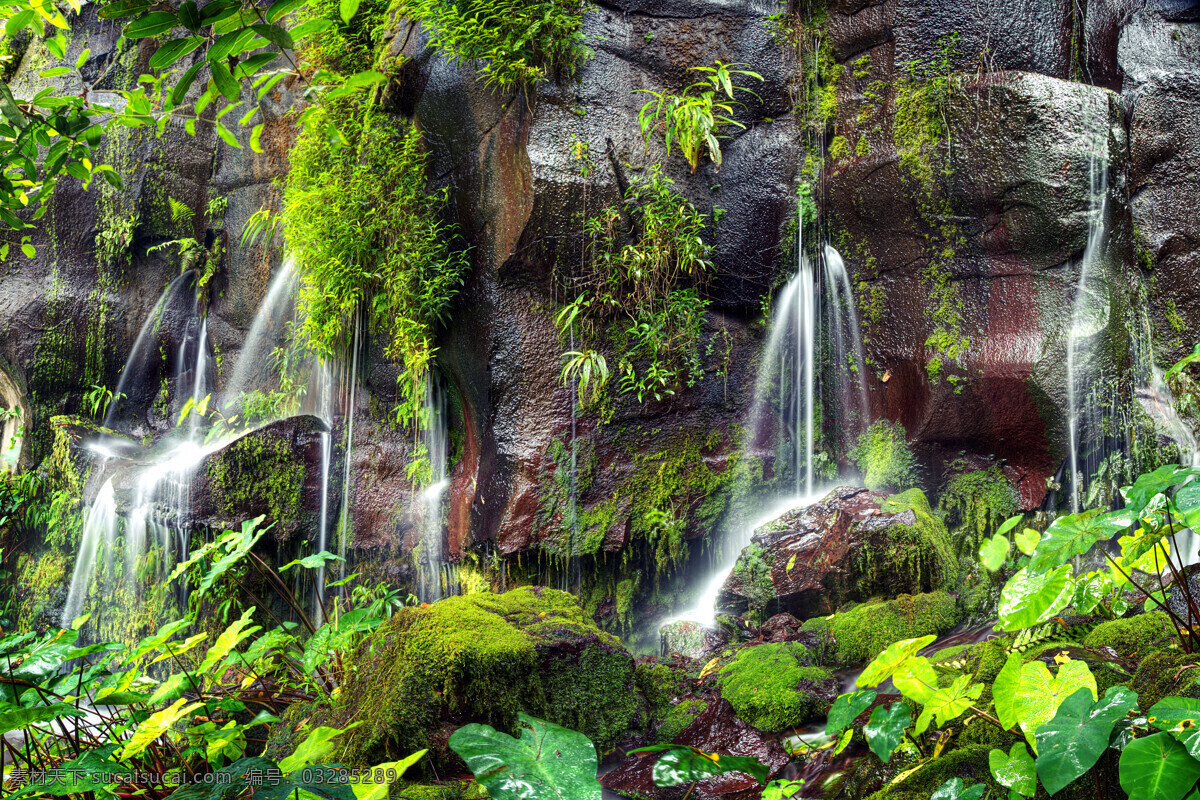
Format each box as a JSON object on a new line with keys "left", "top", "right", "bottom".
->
{"left": 318, "top": 587, "right": 637, "bottom": 766}
{"left": 1082, "top": 611, "right": 1174, "bottom": 657}
{"left": 394, "top": 781, "right": 488, "bottom": 799}
{"left": 655, "top": 699, "right": 709, "bottom": 743}
{"left": 1129, "top": 648, "right": 1200, "bottom": 711}
{"left": 813, "top": 591, "right": 960, "bottom": 666}
{"left": 716, "top": 642, "right": 835, "bottom": 731}
{"left": 718, "top": 487, "right": 958, "bottom": 620}
{"left": 864, "top": 746, "right": 1001, "bottom": 800}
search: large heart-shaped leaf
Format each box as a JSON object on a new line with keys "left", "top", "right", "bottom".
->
{"left": 998, "top": 565, "right": 1074, "bottom": 631}
{"left": 857, "top": 635, "right": 936, "bottom": 688}
{"left": 864, "top": 702, "right": 909, "bottom": 763}
{"left": 980, "top": 533, "right": 1010, "bottom": 571}
{"left": 1125, "top": 465, "right": 1200, "bottom": 521}
{"left": 993, "top": 652, "right": 1024, "bottom": 730}
{"left": 1014, "top": 659, "right": 1097, "bottom": 747}
{"left": 826, "top": 690, "right": 876, "bottom": 736}
{"left": 1149, "top": 697, "right": 1200, "bottom": 760}
{"left": 989, "top": 742, "right": 1036, "bottom": 798}
{"left": 1028, "top": 511, "right": 1119, "bottom": 574}
{"left": 1119, "top": 732, "right": 1200, "bottom": 800}
{"left": 914, "top": 674, "right": 984, "bottom": 735}
{"left": 931, "top": 777, "right": 987, "bottom": 800}
{"left": 1035, "top": 686, "right": 1138, "bottom": 795}
{"left": 449, "top": 713, "right": 602, "bottom": 800}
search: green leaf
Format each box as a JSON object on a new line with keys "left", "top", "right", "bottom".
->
{"left": 825, "top": 690, "right": 876, "bottom": 736}
{"left": 980, "top": 533, "right": 1010, "bottom": 571}
{"left": 914, "top": 674, "right": 985, "bottom": 735}
{"left": 149, "top": 36, "right": 204, "bottom": 70}
{"left": 278, "top": 725, "right": 359, "bottom": 772}
{"left": 123, "top": 11, "right": 180, "bottom": 38}
{"left": 1125, "top": 465, "right": 1200, "bottom": 520}
{"left": 39, "top": 67, "right": 72, "bottom": 77}
{"left": 891, "top": 657, "right": 939, "bottom": 704}
{"left": 255, "top": 765, "right": 357, "bottom": 800}
{"left": 639, "top": 747, "right": 769, "bottom": 787}
{"left": 343, "top": 70, "right": 388, "bottom": 88}
{"left": 864, "top": 702, "right": 909, "bottom": 763}
{"left": 178, "top": 0, "right": 201, "bottom": 31}
{"left": 449, "top": 713, "right": 603, "bottom": 800}
{"left": 118, "top": 698, "right": 203, "bottom": 760}
{"left": 1015, "top": 528, "right": 1041, "bottom": 556}
{"left": 0, "top": 703, "right": 82, "bottom": 732}
{"left": 997, "top": 565, "right": 1074, "bottom": 631}
{"left": 281, "top": 551, "right": 345, "bottom": 573}
{"left": 1148, "top": 696, "right": 1200, "bottom": 760}
{"left": 994, "top": 652, "right": 1024, "bottom": 730}
{"left": 1119, "top": 732, "right": 1200, "bottom": 800}
{"left": 857, "top": 635, "right": 937, "bottom": 688}
{"left": 250, "top": 23, "right": 293, "bottom": 50}
{"left": 1035, "top": 686, "right": 1138, "bottom": 795}
{"left": 350, "top": 751, "right": 427, "bottom": 800}
{"left": 340, "top": 0, "right": 360, "bottom": 24}
{"left": 99, "top": 0, "right": 153, "bottom": 19}
{"left": 6, "top": 10, "right": 34, "bottom": 36}
{"left": 990, "top": 742, "right": 1036, "bottom": 798}
{"left": 20, "top": 243, "right": 35, "bottom": 258}
{"left": 172, "top": 61, "right": 205, "bottom": 105}
{"left": 762, "top": 780, "right": 806, "bottom": 800}
{"left": 997, "top": 514, "right": 1024, "bottom": 537}
{"left": 0, "top": 82, "right": 29, "bottom": 129}
{"left": 931, "top": 777, "right": 988, "bottom": 800}
{"left": 1028, "top": 510, "right": 1117, "bottom": 573}
{"left": 1014, "top": 659, "right": 1097, "bottom": 748}
{"left": 210, "top": 60, "right": 240, "bottom": 102}
{"left": 266, "top": 0, "right": 310, "bottom": 23}
{"left": 197, "top": 607, "right": 259, "bottom": 677}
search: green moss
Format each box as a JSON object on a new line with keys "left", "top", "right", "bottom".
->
{"left": 716, "top": 642, "right": 831, "bottom": 731}
{"left": 850, "top": 420, "right": 918, "bottom": 491}
{"left": 732, "top": 542, "right": 774, "bottom": 616}
{"left": 937, "top": 466, "right": 1018, "bottom": 556}
{"left": 1082, "top": 611, "right": 1173, "bottom": 657}
{"left": 824, "top": 592, "right": 960, "bottom": 666}
{"left": 829, "top": 135, "right": 851, "bottom": 162}
{"left": 327, "top": 587, "right": 636, "bottom": 765}
{"left": 1166, "top": 298, "right": 1187, "bottom": 334}
{"left": 856, "top": 136, "right": 871, "bottom": 157}
{"left": 394, "top": 781, "right": 488, "bottom": 800}
{"left": 865, "top": 746, "right": 1000, "bottom": 800}
{"left": 1129, "top": 649, "right": 1200, "bottom": 711}
{"left": 655, "top": 699, "right": 707, "bottom": 742}
{"left": 207, "top": 432, "right": 305, "bottom": 527}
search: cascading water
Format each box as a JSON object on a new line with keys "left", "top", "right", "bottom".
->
{"left": 415, "top": 377, "right": 449, "bottom": 603}
{"left": 62, "top": 479, "right": 117, "bottom": 626}
{"left": 221, "top": 258, "right": 299, "bottom": 414}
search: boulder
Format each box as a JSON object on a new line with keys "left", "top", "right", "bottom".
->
{"left": 601, "top": 699, "right": 790, "bottom": 800}
{"left": 309, "top": 587, "right": 637, "bottom": 767}
{"left": 716, "top": 641, "right": 838, "bottom": 731}
{"left": 806, "top": 591, "right": 961, "bottom": 666}
{"left": 659, "top": 619, "right": 731, "bottom": 660}
{"left": 717, "top": 487, "right": 957, "bottom": 619}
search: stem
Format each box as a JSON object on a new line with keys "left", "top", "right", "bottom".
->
{"left": 681, "top": 780, "right": 699, "bottom": 800}
{"left": 1101, "top": 549, "right": 1194, "bottom": 650}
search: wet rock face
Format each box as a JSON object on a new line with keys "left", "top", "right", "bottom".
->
{"left": 718, "top": 487, "right": 956, "bottom": 619}
{"left": 601, "top": 698, "right": 790, "bottom": 800}
{"left": 659, "top": 619, "right": 732, "bottom": 660}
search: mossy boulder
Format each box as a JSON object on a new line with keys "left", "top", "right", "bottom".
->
{"left": 717, "top": 487, "right": 957, "bottom": 620}
{"left": 864, "top": 746, "right": 1001, "bottom": 800}
{"left": 317, "top": 587, "right": 637, "bottom": 766}
{"left": 1129, "top": 648, "right": 1200, "bottom": 711}
{"left": 805, "top": 591, "right": 961, "bottom": 666}
{"left": 716, "top": 642, "right": 836, "bottom": 731}
{"left": 1082, "top": 611, "right": 1174, "bottom": 657}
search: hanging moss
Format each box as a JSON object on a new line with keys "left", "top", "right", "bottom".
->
{"left": 937, "top": 466, "right": 1018, "bottom": 556}
{"left": 849, "top": 420, "right": 918, "bottom": 491}
{"left": 207, "top": 434, "right": 305, "bottom": 528}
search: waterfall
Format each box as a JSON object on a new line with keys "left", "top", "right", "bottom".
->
{"left": 221, "top": 258, "right": 299, "bottom": 414}
{"left": 416, "top": 377, "right": 449, "bottom": 603}
{"left": 314, "top": 362, "right": 334, "bottom": 626}
{"left": 62, "top": 479, "right": 117, "bottom": 626}
{"left": 1065, "top": 129, "right": 1111, "bottom": 512}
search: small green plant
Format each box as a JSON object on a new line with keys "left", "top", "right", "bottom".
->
{"left": 168, "top": 196, "right": 195, "bottom": 226}
{"left": 638, "top": 61, "right": 763, "bottom": 172}
{"left": 849, "top": 420, "right": 919, "bottom": 491}
{"left": 559, "top": 349, "right": 609, "bottom": 407}
{"left": 82, "top": 384, "right": 122, "bottom": 420}
{"left": 396, "top": 0, "right": 591, "bottom": 92}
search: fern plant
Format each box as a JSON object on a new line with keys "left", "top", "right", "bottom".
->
{"left": 638, "top": 61, "right": 763, "bottom": 172}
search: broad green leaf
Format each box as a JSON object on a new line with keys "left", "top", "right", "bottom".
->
{"left": 1119, "top": 531, "right": 1172, "bottom": 574}
{"left": 197, "top": 607, "right": 259, "bottom": 678}
{"left": 864, "top": 702, "right": 909, "bottom": 763}
{"left": 1028, "top": 510, "right": 1117, "bottom": 573}
{"left": 857, "top": 635, "right": 936, "bottom": 688}
{"left": 340, "top": 0, "right": 360, "bottom": 24}
{"left": 997, "top": 565, "right": 1074, "bottom": 631}
{"left": 1035, "top": 686, "right": 1138, "bottom": 795}
{"left": 278, "top": 724, "right": 360, "bottom": 772}
{"left": 266, "top": 0, "right": 310, "bottom": 23}
{"left": 634, "top": 746, "right": 770, "bottom": 787}
{"left": 892, "top": 657, "right": 939, "bottom": 704}
{"left": 119, "top": 698, "right": 203, "bottom": 759}
{"left": 762, "top": 780, "right": 806, "bottom": 800}
{"left": 931, "top": 777, "right": 988, "bottom": 800}
{"left": 990, "top": 742, "right": 1036, "bottom": 798}
{"left": 0, "top": 703, "right": 82, "bottom": 731}
{"left": 1119, "top": 732, "right": 1200, "bottom": 800}
{"left": 281, "top": 551, "right": 345, "bottom": 572}
{"left": 210, "top": 60, "right": 240, "bottom": 102}
{"left": 449, "top": 713, "right": 603, "bottom": 800}
{"left": 1014, "top": 659, "right": 1097, "bottom": 748}
{"left": 1071, "top": 572, "right": 1112, "bottom": 615}
{"left": 1015, "top": 527, "right": 1041, "bottom": 556}
{"left": 1149, "top": 696, "right": 1200, "bottom": 760}
{"left": 149, "top": 36, "right": 204, "bottom": 70}
{"left": 993, "top": 652, "right": 1024, "bottom": 730}
{"left": 163, "top": 756, "right": 279, "bottom": 800}
{"left": 914, "top": 674, "right": 984, "bottom": 735}
{"left": 350, "top": 750, "right": 427, "bottom": 800}
{"left": 250, "top": 23, "right": 293, "bottom": 50}
{"left": 997, "top": 514, "right": 1025, "bottom": 537}
{"left": 1125, "top": 465, "right": 1200, "bottom": 521}
{"left": 255, "top": 765, "right": 357, "bottom": 800}
{"left": 826, "top": 690, "right": 876, "bottom": 736}
{"left": 980, "top": 533, "right": 1010, "bottom": 571}
{"left": 123, "top": 11, "right": 179, "bottom": 38}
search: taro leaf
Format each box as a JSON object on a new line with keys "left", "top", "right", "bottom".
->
{"left": 1014, "top": 659, "right": 1097, "bottom": 748}
{"left": 1028, "top": 510, "right": 1118, "bottom": 574}
{"left": 0, "top": 702, "right": 82, "bottom": 732}
{"left": 914, "top": 674, "right": 984, "bottom": 735}
{"left": 1035, "top": 686, "right": 1138, "bottom": 795}
{"left": 864, "top": 702, "right": 909, "bottom": 763}
{"left": 1072, "top": 572, "right": 1111, "bottom": 615}
{"left": 825, "top": 690, "right": 876, "bottom": 736}
{"left": 254, "top": 765, "right": 357, "bottom": 800}
{"left": 350, "top": 750, "right": 427, "bottom": 800}
{"left": 1015, "top": 528, "right": 1041, "bottom": 556}
{"left": 37, "top": 744, "right": 122, "bottom": 796}
{"left": 857, "top": 635, "right": 937, "bottom": 688}
{"left": 118, "top": 698, "right": 203, "bottom": 759}
{"left": 280, "top": 550, "right": 345, "bottom": 572}
{"left": 624, "top": 744, "right": 770, "bottom": 787}
{"left": 164, "top": 756, "right": 279, "bottom": 800}
{"left": 989, "top": 742, "right": 1036, "bottom": 798}
{"left": 993, "top": 652, "right": 1024, "bottom": 730}
{"left": 1119, "top": 732, "right": 1200, "bottom": 800}
{"left": 449, "top": 713, "right": 603, "bottom": 800}
{"left": 931, "top": 777, "right": 988, "bottom": 800}
{"left": 997, "top": 514, "right": 1025, "bottom": 538}
{"left": 891, "top": 657, "right": 939, "bottom": 704}
{"left": 763, "top": 780, "right": 805, "bottom": 800}
{"left": 278, "top": 724, "right": 360, "bottom": 772}
{"left": 980, "top": 533, "right": 1010, "bottom": 572}
{"left": 1125, "top": 465, "right": 1200, "bottom": 521}
{"left": 1148, "top": 696, "right": 1200, "bottom": 760}
{"left": 997, "top": 565, "right": 1074, "bottom": 632}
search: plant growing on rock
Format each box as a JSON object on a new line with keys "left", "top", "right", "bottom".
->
{"left": 849, "top": 419, "right": 919, "bottom": 491}
{"left": 638, "top": 61, "right": 763, "bottom": 172}
{"left": 395, "top": 0, "right": 590, "bottom": 93}
{"left": 557, "top": 165, "right": 716, "bottom": 404}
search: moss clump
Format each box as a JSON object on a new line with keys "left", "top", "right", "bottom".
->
{"left": 207, "top": 433, "right": 305, "bottom": 528}
{"left": 327, "top": 587, "right": 636, "bottom": 765}
{"left": 717, "top": 642, "right": 833, "bottom": 731}
{"left": 1082, "top": 611, "right": 1173, "bottom": 657}
{"left": 865, "top": 746, "right": 1000, "bottom": 800}
{"left": 829, "top": 135, "right": 851, "bottom": 162}
{"left": 850, "top": 421, "right": 918, "bottom": 491}
{"left": 732, "top": 542, "right": 775, "bottom": 617}
{"left": 876, "top": 489, "right": 960, "bottom": 593}
{"left": 937, "top": 466, "right": 1018, "bottom": 556}
{"left": 394, "top": 781, "right": 488, "bottom": 800}
{"left": 1129, "top": 649, "right": 1200, "bottom": 711}
{"left": 655, "top": 699, "right": 708, "bottom": 743}
{"left": 824, "top": 592, "right": 960, "bottom": 666}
